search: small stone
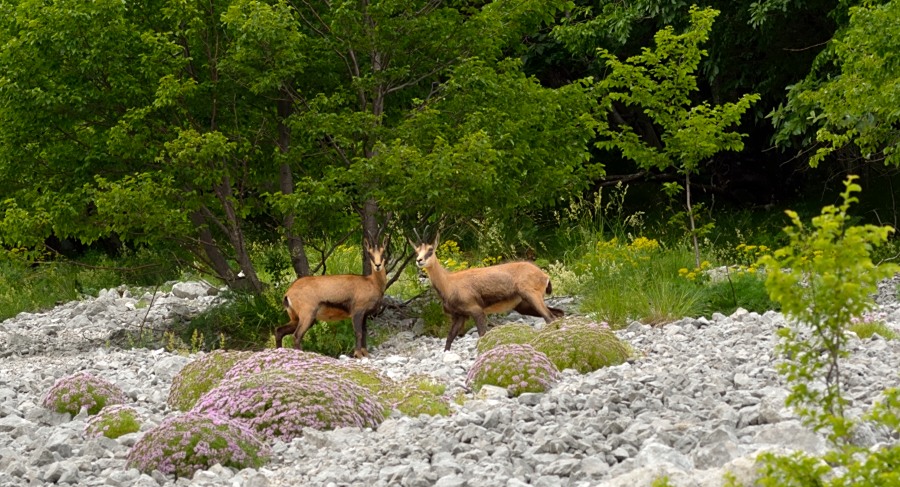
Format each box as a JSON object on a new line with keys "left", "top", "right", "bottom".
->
{"left": 442, "top": 352, "right": 461, "bottom": 363}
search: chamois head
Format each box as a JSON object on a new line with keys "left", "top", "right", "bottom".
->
{"left": 411, "top": 229, "right": 439, "bottom": 269}
{"left": 365, "top": 241, "right": 386, "bottom": 273}
{"left": 364, "top": 228, "right": 390, "bottom": 274}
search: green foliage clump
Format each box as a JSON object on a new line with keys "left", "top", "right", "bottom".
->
{"left": 847, "top": 310, "right": 896, "bottom": 340}
{"left": 754, "top": 176, "right": 900, "bottom": 485}
{"left": 418, "top": 297, "right": 456, "bottom": 339}
{"left": 0, "top": 247, "right": 181, "bottom": 322}
{"left": 466, "top": 344, "right": 560, "bottom": 397}
{"left": 383, "top": 375, "right": 451, "bottom": 417}
{"left": 126, "top": 411, "right": 270, "bottom": 479}
{"left": 849, "top": 322, "right": 897, "bottom": 341}
{"left": 702, "top": 271, "right": 779, "bottom": 316}
{"left": 84, "top": 404, "right": 141, "bottom": 439}
{"left": 41, "top": 372, "right": 128, "bottom": 416}
{"left": 757, "top": 176, "right": 899, "bottom": 439}
{"left": 302, "top": 320, "right": 359, "bottom": 357}
{"left": 476, "top": 323, "right": 538, "bottom": 354}
{"left": 167, "top": 350, "right": 253, "bottom": 412}
{"left": 184, "top": 291, "right": 281, "bottom": 351}
{"left": 531, "top": 319, "right": 630, "bottom": 373}
{"left": 575, "top": 238, "right": 704, "bottom": 326}
{"left": 772, "top": 1, "right": 900, "bottom": 167}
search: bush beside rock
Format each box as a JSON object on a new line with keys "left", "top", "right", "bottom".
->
{"left": 126, "top": 411, "right": 270, "bottom": 478}
{"left": 466, "top": 343, "right": 560, "bottom": 396}
{"left": 41, "top": 372, "right": 128, "bottom": 416}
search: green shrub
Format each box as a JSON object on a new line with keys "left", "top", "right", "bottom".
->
{"left": 576, "top": 238, "right": 704, "bottom": 326}
{"left": 167, "top": 350, "right": 253, "bottom": 412}
{"left": 466, "top": 344, "right": 560, "bottom": 396}
{"left": 84, "top": 404, "right": 141, "bottom": 439}
{"left": 0, "top": 246, "right": 181, "bottom": 321}
{"left": 476, "top": 323, "right": 538, "bottom": 354}
{"left": 544, "top": 261, "right": 587, "bottom": 296}
{"left": 531, "top": 318, "right": 630, "bottom": 373}
{"left": 418, "top": 297, "right": 456, "bottom": 338}
{"left": 755, "top": 176, "right": 900, "bottom": 485}
{"left": 41, "top": 372, "right": 128, "bottom": 416}
{"left": 702, "top": 270, "right": 779, "bottom": 315}
{"left": 302, "top": 319, "right": 359, "bottom": 357}
{"left": 126, "top": 411, "right": 270, "bottom": 478}
{"left": 849, "top": 311, "right": 897, "bottom": 340}
{"left": 183, "top": 291, "right": 280, "bottom": 351}
{"left": 642, "top": 277, "right": 707, "bottom": 325}
{"left": 384, "top": 375, "right": 451, "bottom": 417}
{"left": 849, "top": 321, "right": 898, "bottom": 340}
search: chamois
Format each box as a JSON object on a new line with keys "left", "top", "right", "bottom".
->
{"left": 412, "top": 232, "right": 564, "bottom": 351}
{"left": 275, "top": 239, "right": 387, "bottom": 358}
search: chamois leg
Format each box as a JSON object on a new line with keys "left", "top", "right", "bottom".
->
{"left": 445, "top": 314, "right": 467, "bottom": 351}
{"left": 291, "top": 316, "right": 316, "bottom": 351}
{"left": 472, "top": 311, "right": 488, "bottom": 337}
{"left": 352, "top": 312, "right": 369, "bottom": 358}
{"left": 275, "top": 308, "right": 300, "bottom": 348}
{"left": 274, "top": 321, "right": 297, "bottom": 348}
{"left": 520, "top": 293, "right": 559, "bottom": 323}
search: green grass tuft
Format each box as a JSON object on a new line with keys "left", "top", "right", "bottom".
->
{"left": 849, "top": 321, "right": 898, "bottom": 340}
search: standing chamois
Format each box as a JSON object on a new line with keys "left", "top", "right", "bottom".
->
{"left": 275, "top": 237, "right": 387, "bottom": 358}
{"left": 412, "top": 231, "right": 564, "bottom": 351}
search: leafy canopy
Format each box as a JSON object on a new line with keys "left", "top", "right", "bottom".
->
{"left": 594, "top": 6, "right": 760, "bottom": 175}
{"left": 771, "top": 1, "right": 900, "bottom": 166}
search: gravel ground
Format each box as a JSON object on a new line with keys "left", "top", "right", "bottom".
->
{"left": 1, "top": 280, "right": 899, "bottom": 486}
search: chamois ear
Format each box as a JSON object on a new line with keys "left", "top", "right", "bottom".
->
{"left": 433, "top": 230, "right": 440, "bottom": 249}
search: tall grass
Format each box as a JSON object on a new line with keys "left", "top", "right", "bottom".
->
{"left": 701, "top": 271, "right": 778, "bottom": 316}
{"left": 575, "top": 240, "right": 706, "bottom": 326}
{"left": 0, "top": 248, "right": 181, "bottom": 321}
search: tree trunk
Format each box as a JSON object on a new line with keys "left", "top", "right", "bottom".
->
{"left": 685, "top": 172, "right": 701, "bottom": 269}
{"left": 212, "top": 178, "right": 264, "bottom": 293}
{"left": 189, "top": 209, "right": 256, "bottom": 292}
{"left": 361, "top": 198, "right": 379, "bottom": 276}
{"left": 277, "top": 94, "right": 311, "bottom": 277}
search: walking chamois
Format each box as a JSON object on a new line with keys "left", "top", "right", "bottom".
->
{"left": 411, "top": 231, "right": 564, "bottom": 351}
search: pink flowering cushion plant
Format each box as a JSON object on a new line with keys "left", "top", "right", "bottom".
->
{"left": 225, "top": 348, "right": 394, "bottom": 397}
{"left": 126, "top": 411, "right": 270, "bottom": 479}
{"left": 84, "top": 404, "right": 141, "bottom": 439}
{"left": 466, "top": 344, "right": 560, "bottom": 397}
{"left": 41, "top": 372, "right": 128, "bottom": 416}
{"left": 222, "top": 348, "right": 330, "bottom": 378}
{"left": 475, "top": 323, "right": 538, "bottom": 355}
{"left": 530, "top": 320, "right": 629, "bottom": 374}
{"left": 193, "top": 365, "right": 387, "bottom": 442}
{"left": 167, "top": 350, "right": 253, "bottom": 411}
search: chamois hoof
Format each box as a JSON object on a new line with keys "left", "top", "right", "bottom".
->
{"left": 354, "top": 348, "right": 369, "bottom": 359}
